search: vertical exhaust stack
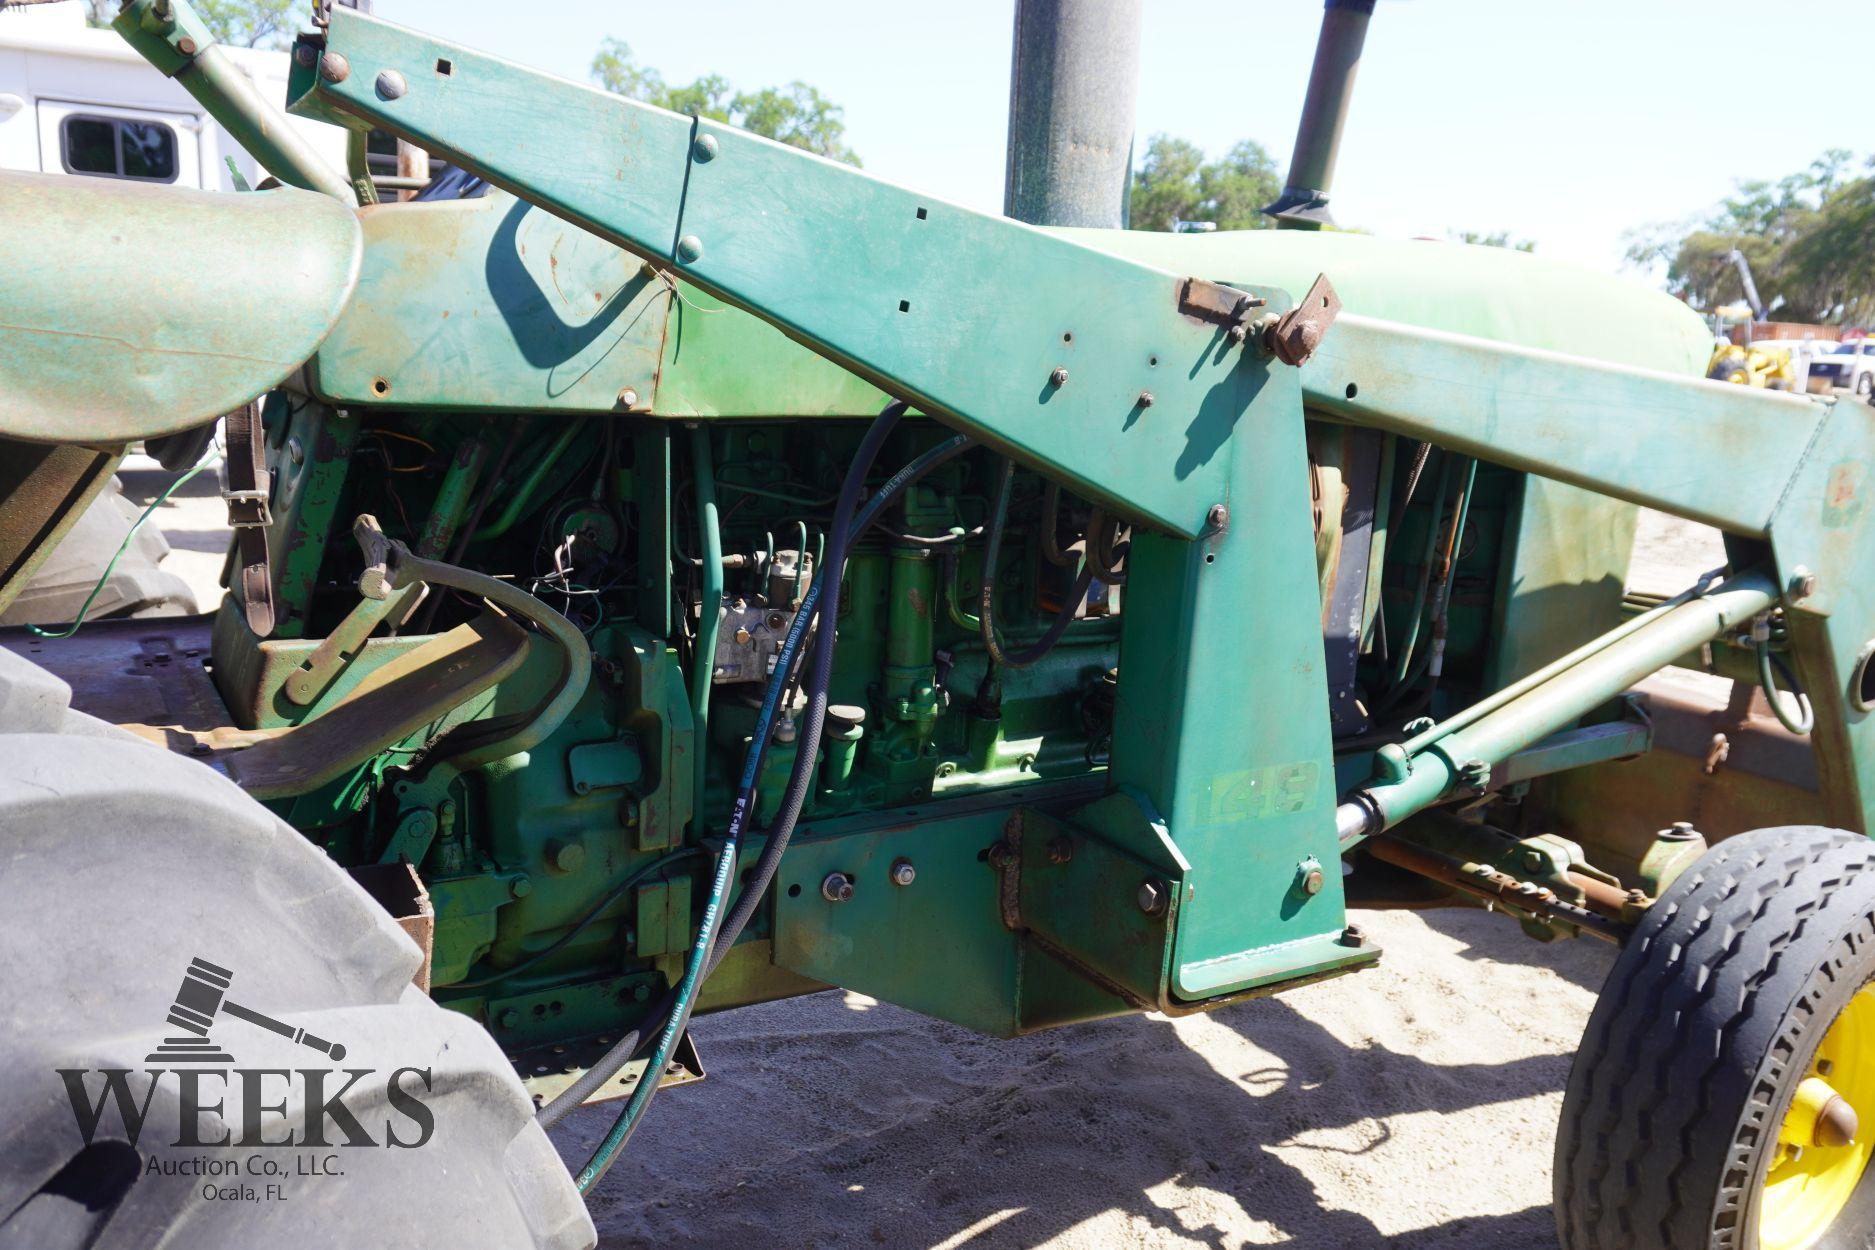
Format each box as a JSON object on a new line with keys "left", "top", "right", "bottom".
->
{"left": 1265, "top": 0, "right": 1377, "bottom": 230}
{"left": 1004, "top": 0, "right": 1144, "bottom": 228}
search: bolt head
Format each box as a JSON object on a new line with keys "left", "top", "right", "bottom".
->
{"left": 375, "top": 69, "right": 407, "bottom": 100}
{"left": 692, "top": 134, "right": 718, "bottom": 162}
{"left": 676, "top": 234, "right": 705, "bottom": 264}
{"left": 889, "top": 859, "right": 916, "bottom": 887}
{"left": 510, "top": 877, "right": 532, "bottom": 898}
{"left": 294, "top": 43, "right": 317, "bottom": 68}
{"left": 1340, "top": 924, "right": 1366, "bottom": 947}
{"left": 317, "top": 50, "right": 350, "bottom": 83}
{"left": 1136, "top": 879, "right": 1168, "bottom": 916}
{"left": 1302, "top": 868, "right": 1325, "bottom": 895}
{"left": 1049, "top": 366, "right": 1069, "bottom": 386}
{"left": 1789, "top": 566, "right": 1818, "bottom": 600}
{"left": 821, "top": 872, "right": 855, "bottom": 903}
{"left": 617, "top": 387, "right": 640, "bottom": 409}
{"left": 1207, "top": 503, "right": 1229, "bottom": 530}
{"left": 1047, "top": 836, "right": 1074, "bottom": 865}
{"left": 1137, "top": 390, "right": 1155, "bottom": 408}
{"left": 176, "top": 35, "right": 197, "bottom": 55}
{"left": 498, "top": 1010, "right": 520, "bottom": 1029}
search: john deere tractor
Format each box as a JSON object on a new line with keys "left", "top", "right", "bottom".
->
{"left": 2, "top": 2, "right": 1872, "bottom": 1248}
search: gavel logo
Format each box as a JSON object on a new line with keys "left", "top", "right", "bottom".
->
{"left": 145, "top": 957, "right": 348, "bottom": 1064}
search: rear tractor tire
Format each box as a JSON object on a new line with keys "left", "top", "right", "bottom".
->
{"left": 1555, "top": 825, "right": 1875, "bottom": 1250}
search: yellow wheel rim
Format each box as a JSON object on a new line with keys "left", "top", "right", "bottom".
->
{"left": 1759, "top": 986, "right": 1875, "bottom": 1250}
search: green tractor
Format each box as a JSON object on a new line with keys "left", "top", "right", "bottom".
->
{"left": 1, "top": 2, "right": 1871, "bottom": 1247}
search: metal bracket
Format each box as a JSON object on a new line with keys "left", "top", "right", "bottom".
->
{"left": 1177, "top": 277, "right": 1267, "bottom": 344}
{"left": 1266, "top": 273, "right": 1342, "bottom": 367}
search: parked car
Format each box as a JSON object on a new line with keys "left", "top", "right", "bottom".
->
{"left": 1806, "top": 339, "right": 1875, "bottom": 397}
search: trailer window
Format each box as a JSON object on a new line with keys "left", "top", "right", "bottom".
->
{"left": 60, "top": 115, "right": 179, "bottom": 182}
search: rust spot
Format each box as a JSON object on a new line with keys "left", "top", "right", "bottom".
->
{"left": 907, "top": 588, "right": 928, "bottom": 619}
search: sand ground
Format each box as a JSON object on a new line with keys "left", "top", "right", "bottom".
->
{"left": 132, "top": 475, "right": 1710, "bottom": 1249}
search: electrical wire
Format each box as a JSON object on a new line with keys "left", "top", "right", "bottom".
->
{"left": 449, "top": 847, "right": 702, "bottom": 990}
{"left": 28, "top": 454, "right": 217, "bottom": 640}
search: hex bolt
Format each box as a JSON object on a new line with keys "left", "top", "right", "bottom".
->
{"left": 676, "top": 234, "right": 705, "bottom": 264}
{"left": 1340, "top": 923, "right": 1366, "bottom": 947}
{"left": 317, "top": 50, "right": 350, "bottom": 83}
{"left": 889, "top": 858, "right": 916, "bottom": 887}
{"left": 821, "top": 872, "right": 856, "bottom": 903}
{"left": 497, "top": 1009, "right": 520, "bottom": 1029}
{"left": 510, "top": 876, "right": 533, "bottom": 898}
{"left": 1137, "top": 390, "right": 1155, "bottom": 408}
{"left": 1047, "top": 836, "right": 1074, "bottom": 865}
{"left": 1662, "top": 821, "right": 1700, "bottom": 842}
{"left": 691, "top": 134, "right": 718, "bottom": 162}
{"left": 375, "top": 69, "right": 407, "bottom": 100}
{"left": 1206, "top": 503, "right": 1229, "bottom": 531}
{"left": 617, "top": 387, "right": 640, "bottom": 409}
{"left": 1049, "top": 366, "right": 1069, "bottom": 387}
{"left": 1789, "top": 565, "right": 1818, "bottom": 600}
{"left": 1136, "top": 879, "right": 1169, "bottom": 916}
{"left": 1296, "top": 858, "right": 1325, "bottom": 896}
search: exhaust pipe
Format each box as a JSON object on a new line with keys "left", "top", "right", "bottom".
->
{"left": 1264, "top": 0, "right": 1377, "bottom": 230}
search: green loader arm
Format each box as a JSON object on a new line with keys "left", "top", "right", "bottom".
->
{"left": 278, "top": 7, "right": 1875, "bottom": 1003}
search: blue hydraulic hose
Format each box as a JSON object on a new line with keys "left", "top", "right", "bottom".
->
{"left": 533, "top": 429, "right": 974, "bottom": 1136}
{"left": 572, "top": 410, "right": 961, "bottom": 1188}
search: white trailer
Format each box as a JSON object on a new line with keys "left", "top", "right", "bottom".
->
{"left": 0, "top": 0, "right": 345, "bottom": 190}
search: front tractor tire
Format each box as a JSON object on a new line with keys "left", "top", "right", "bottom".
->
{"left": 1555, "top": 825, "right": 1875, "bottom": 1250}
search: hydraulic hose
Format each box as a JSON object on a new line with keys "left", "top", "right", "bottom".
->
{"left": 536, "top": 429, "right": 975, "bottom": 1132}
{"left": 979, "top": 459, "right": 1095, "bottom": 669}
{"left": 1756, "top": 637, "right": 1814, "bottom": 735}
{"left": 551, "top": 414, "right": 982, "bottom": 1168}
{"left": 689, "top": 426, "right": 725, "bottom": 836}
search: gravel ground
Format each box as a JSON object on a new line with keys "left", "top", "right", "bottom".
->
{"left": 132, "top": 474, "right": 1678, "bottom": 1249}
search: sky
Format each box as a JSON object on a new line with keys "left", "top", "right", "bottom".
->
{"left": 371, "top": 0, "right": 1873, "bottom": 279}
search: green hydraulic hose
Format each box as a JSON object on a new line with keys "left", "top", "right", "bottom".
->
{"left": 689, "top": 426, "right": 723, "bottom": 837}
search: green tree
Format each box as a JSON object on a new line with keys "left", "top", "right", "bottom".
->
{"left": 1626, "top": 150, "right": 1875, "bottom": 324}
{"left": 1453, "top": 230, "right": 1535, "bottom": 252}
{"left": 589, "top": 38, "right": 859, "bottom": 166}
{"left": 84, "top": 0, "right": 298, "bottom": 48}
{"left": 1127, "top": 134, "right": 1281, "bottom": 232}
